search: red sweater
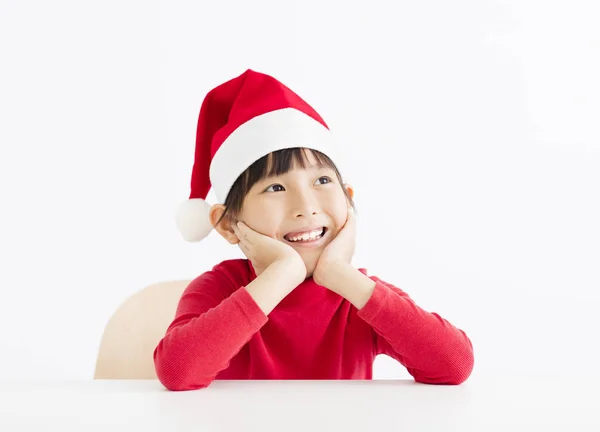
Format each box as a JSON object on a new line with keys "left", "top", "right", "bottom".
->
{"left": 154, "top": 259, "right": 474, "bottom": 390}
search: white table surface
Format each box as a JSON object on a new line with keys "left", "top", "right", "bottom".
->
{"left": 0, "top": 377, "right": 598, "bottom": 431}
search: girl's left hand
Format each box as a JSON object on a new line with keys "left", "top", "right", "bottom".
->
{"left": 313, "top": 209, "right": 356, "bottom": 286}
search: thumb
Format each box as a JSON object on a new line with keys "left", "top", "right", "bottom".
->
{"left": 341, "top": 211, "right": 357, "bottom": 237}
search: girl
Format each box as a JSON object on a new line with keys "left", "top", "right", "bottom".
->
{"left": 154, "top": 69, "right": 474, "bottom": 391}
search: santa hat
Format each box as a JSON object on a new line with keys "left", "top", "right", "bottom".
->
{"left": 175, "top": 69, "right": 341, "bottom": 242}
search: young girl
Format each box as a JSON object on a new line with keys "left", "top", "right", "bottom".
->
{"left": 154, "top": 69, "right": 474, "bottom": 391}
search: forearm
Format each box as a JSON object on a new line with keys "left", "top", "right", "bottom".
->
{"left": 358, "top": 278, "right": 474, "bottom": 384}
{"left": 321, "top": 264, "right": 473, "bottom": 384}
{"left": 154, "top": 286, "right": 267, "bottom": 391}
{"left": 245, "top": 258, "right": 305, "bottom": 315}
{"left": 319, "top": 262, "right": 376, "bottom": 309}
{"left": 154, "top": 260, "right": 302, "bottom": 390}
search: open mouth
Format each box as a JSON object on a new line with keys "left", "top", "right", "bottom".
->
{"left": 284, "top": 227, "right": 327, "bottom": 243}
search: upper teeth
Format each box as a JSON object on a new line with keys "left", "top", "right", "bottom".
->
{"left": 288, "top": 228, "right": 323, "bottom": 242}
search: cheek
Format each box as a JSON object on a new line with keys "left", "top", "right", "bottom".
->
{"left": 333, "top": 211, "right": 348, "bottom": 231}
{"left": 240, "top": 207, "right": 281, "bottom": 237}
{"left": 325, "top": 191, "right": 350, "bottom": 229}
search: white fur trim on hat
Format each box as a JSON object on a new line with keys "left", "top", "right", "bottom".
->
{"left": 175, "top": 198, "right": 213, "bottom": 242}
{"left": 209, "top": 108, "right": 339, "bottom": 203}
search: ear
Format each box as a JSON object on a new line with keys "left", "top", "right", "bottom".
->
{"left": 209, "top": 204, "right": 239, "bottom": 244}
{"left": 344, "top": 183, "right": 354, "bottom": 200}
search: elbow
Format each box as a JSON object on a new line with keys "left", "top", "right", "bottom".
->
{"left": 155, "top": 361, "right": 213, "bottom": 391}
{"left": 159, "top": 376, "right": 211, "bottom": 392}
{"left": 153, "top": 345, "right": 213, "bottom": 391}
{"left": 413, "top": 344, "right": 475, "bottom": 386}
{"left": 445, "top": 363, "right": 473, "bottom": 385}
{"left": 443, "top": 345, "right": 475, "bottom": 385}
{"left": 442, "top": 330, "right": 475, "bottom": 385}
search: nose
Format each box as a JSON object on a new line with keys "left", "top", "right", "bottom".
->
{"left": 291, "top": 188, "right": 320, "bottom": 218}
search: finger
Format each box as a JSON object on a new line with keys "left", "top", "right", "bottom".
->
{"left": 232, "top": 223, "right": 244, "bottom": 238}
{"left": 342, "top": 209, "right": 355, "bottom": 228}
{"left": 238, "top": 241, "right": 251, "bottom": 255}
{"left": 236, "top": 222, "right": 255, "bottom": 244}
{"left": 233, "top": 227, "right": 248, "bottom": 246}
{"left": 235, "top": 231, "right": 250, "bottom": 250}
{"left": 340, "top": 211, "right": 357, "bottom": 237}
{"left": 233, "top": 227, "right": 250, "bottom": 248}
{"left": 347, "top": 210, "right": 357, "bottom": 227}
{"left": 348, "top": 212, "right": 356, "bottom": 231}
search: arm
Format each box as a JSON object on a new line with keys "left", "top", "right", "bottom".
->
{"left": 153, "top": 260, "right": 301, "bottom": 391}
{"left": 322, "top": 263, "right": 474, "bottom": 385}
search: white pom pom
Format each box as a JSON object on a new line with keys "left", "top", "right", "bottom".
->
{"left": 175, "top": 198, "right": 214, "bottom": 242}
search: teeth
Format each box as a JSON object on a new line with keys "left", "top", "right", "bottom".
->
{"left": 288, "top": 228, "right": 323, "bottom": 242}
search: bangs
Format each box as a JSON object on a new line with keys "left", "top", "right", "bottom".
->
{"left": 243, "top": 148, "right": 336, "bottom": 192}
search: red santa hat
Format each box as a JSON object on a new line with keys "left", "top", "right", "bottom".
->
{"left": 175, "top": 69, "right": 341, "bottom": 242}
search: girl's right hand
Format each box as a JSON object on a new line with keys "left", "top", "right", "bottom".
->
{"left": 233, "top": 221, "right": 306, "bottom": 281}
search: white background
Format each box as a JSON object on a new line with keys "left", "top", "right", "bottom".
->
{"left": 1, "top": 0, "right": 598, "bottom": 381}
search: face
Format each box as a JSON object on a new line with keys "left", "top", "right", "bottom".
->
{"left": 236, "top": 152, "right": 351, "bottom": 277}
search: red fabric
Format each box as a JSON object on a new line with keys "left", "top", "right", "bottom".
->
{"left": 153, "top": 259, "right": 474, "bottom": 391}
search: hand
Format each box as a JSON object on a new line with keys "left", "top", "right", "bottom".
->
{"left": 233, "top": 221, "right": 306, "bottom": 280}
{"left": 313, "top": 210, "right": 357, "bottom": 287}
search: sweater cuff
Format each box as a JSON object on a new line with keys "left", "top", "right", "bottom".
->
{"left": 233, "top": 286, "right": 269, "bottom": 328}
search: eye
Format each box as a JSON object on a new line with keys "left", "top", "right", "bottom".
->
{"left": 315, "top": 176, "right": 332, "bottom": 185}
{"left": 265, "top": 184, "right": 285, "bottom": 192}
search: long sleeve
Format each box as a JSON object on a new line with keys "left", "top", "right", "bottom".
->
{"left": 153, "top": 271, "right": 268, "bottom": 391}
{"left": 357, "top": 276, "right": 474, "bottom": 385}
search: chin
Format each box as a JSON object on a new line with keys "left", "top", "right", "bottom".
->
{"left": 300, "top": 254, "right": 319, "bottom": 279}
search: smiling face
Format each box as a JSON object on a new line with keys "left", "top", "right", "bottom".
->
{"left": 212, "top": 148, "right": 354, "bottom": 277}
